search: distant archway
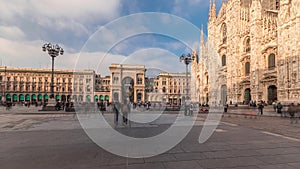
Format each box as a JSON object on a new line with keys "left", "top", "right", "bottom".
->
{"left": 25, "top": 94, "right": 30, "bottom": 102}
{"left": 61, "top": 95, "right": 66, "bottom": 102}
{"left": 78, "top": 95, "right": 83, "bottom": 102}
{"left": 19, "top": 94, "right": 24, "bottom": 102}
{"left": 94, "top": 95, "right": 99, "bottom": 102}
{"left": 113, "top": 93, "right": 119, "bottom": 102}
{"left": 32, "top": 94, "right": 37, "bottom": 101}
{"left": 100, "top": 95, "right": 104, "bottom": 101}
{"left": 72, "top": 95, "right": 77, "bottom": 102}
{"left": 122, "top": 77, "right": 134, "bottom": 103}
{"left": 38, "top": 94, "right": 43, "bottom": 101}
{"left": 44, "top": 94, "right": 49, "bottom": 101}
{"left": 6, "top": 94, "right": 11, "bottom": 101}
{"left": 86, "top": 95, "right": 91, "bottom": 102}
{"left": 13, "top": 94, "right": 18, "bottom": 102}
{"left": 56, "top": 94, "right": 60, "bottom": 101}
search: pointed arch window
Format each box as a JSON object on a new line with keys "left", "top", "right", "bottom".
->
{"left": 222, "top": 55, "right": 226, "bottom": 66}
{"left": 221, "top": 23, "right": 227, "bottom": 43}
{"left": 268, "top": 54, "right": 276, "bottom": 69}
{"left": 245, "top": 62, "right": 250, "bottom": 75}
{"left": 245, "top": 38, "right": 251, "bottom": 53}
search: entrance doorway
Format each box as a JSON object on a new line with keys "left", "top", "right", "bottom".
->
{"left": 122, "top": 77, "right": 134, "bottom": 103}
{"left": 244, "top": 88, "right": 251, "bottom": 104}
{"left": 268, "top": 85, "right": 277, "bottom": 103}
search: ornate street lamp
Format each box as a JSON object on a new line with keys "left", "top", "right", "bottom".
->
{"left": 42, "top": 43, "right": 64, "bottom": 100}
{"left": 180, "top": 53, "right": 194, "bottom": 116}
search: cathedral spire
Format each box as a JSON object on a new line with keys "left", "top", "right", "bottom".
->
{"left": 250, "top": 0, "right": 262, "bottom": 11}
{"left": 209, "top": 0, "right": 216, "bottom": 21}
{"left": 200, "top": 24, "right": 204, "bottom": 45}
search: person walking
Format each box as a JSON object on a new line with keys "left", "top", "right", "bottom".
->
{"left": 260, "top": 101, "right": 264, "bottom": 115}
{"left": 288, "top": 103, "right": 298, "bottom": 124}
{"left": 257, "top": 101, "right": 264, "bottom": 116}
{"left": 121, "top": 100, "right": 130, "bottom": 126}
{"left": 224, "top": 103, "right": 229, "bottom": 113}
{"left": 272, "top": 101, "right": 277, "bottom": 113}
{"left": 113, "top": 101, "right": 120, "bottom": 126}
{"left": 277, "top": 102, "right": 283, "bottom": 117}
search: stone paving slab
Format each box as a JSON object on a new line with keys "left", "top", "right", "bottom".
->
{"left": 164, "top": 160, "right": 203, "bottom": 169}
{"left": 258, "top": 164, "right": 298, "bottom": 169}
{"left": 1, "top": 112, "right": 300, "bottom": 169}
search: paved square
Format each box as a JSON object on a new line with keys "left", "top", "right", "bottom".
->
{"left": 0, "top": 108, "right": 300, "bottom": 169}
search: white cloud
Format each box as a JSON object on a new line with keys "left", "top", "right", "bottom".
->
{"left": 0, "top": 37, "right": 124, "bottom": 75}
{"left": 0, "top": 0, "right": 124, "bottom": 70}
{"left": 123, "top": 48, "right": 186, "bottom": 73}
{"left": 0, "top": 0, "right": 121, "bottom": 43}
{"left": 0, "top": 26, "right": 26, "bottom": 40}
{"left": 0, "top": 37, "right": 186, "bottom": 76}
{"left": 0, "top": 0, "right": 121, "bottom": 23}
{"left": 0, "top": 38, "right": 47, "bottom": 68}
{"left": 0, "top": 2, "right": 202, "bottom": 75}
{"left": 32, "top": 0, "right": 120, "bottom": 21}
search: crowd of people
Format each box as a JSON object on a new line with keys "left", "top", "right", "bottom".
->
{"left": 2, "top": 99, "right": 299, "bottom": 123}
{"left": 272, "top": 101, "right": 299, "bottom": 123}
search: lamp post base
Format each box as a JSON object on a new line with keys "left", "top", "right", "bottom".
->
{"left": 41, "top": 98, "right": 57, "bottom": 111}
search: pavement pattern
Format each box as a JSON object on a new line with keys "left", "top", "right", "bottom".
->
{"left": 0, "top": 107, "right": 300, "bottom": 169}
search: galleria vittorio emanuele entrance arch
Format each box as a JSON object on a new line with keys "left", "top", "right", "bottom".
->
{"left": 109, "top": 64, "right": 146, "bottom": 103}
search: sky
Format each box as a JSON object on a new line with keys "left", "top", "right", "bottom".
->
{"left": 0, "top": 0, "right": 223, "bottom": 76}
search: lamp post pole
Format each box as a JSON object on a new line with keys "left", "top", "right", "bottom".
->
{"left": 51, "top": 56, "right": 55, "bottom": 99}
{"left": 2, "top": 66, "right": 6, "bottom": 102}
{"left": 180, "top": 53, "right": 194, "bottom": 116}
{"left": 42, "top": 43, "right": 64, "bottom": 100}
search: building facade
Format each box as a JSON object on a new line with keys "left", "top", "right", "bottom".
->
{"left": 0, "top": 66, "right": 95, "bottom": 103}
{"left": 0, "top": 64, "right": 191, "bottom": 104}
{"left": 192, "top": 0, "right": 300, "bottom": 105}
{"left": 72, "top": 70, "right": 95, "bottom": 102}
{"left": 148, "top": 72, "right": 191, "bottom": 105}
{"left": 94, "top": 75, "right": 110, "bottom": 102}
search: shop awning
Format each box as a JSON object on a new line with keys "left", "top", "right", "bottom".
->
{"left": 25, "top": 94, "right": 30, "bottom": 101}
{"left": 6, "top": 94, "right": 11, "bottom": 99}
{"left": 38, "top": 94, "right": 43, "bottom": 100}
{"left": 19, "top": 94, "right": 24, "bottom": 101}
{"left": 13, "top": 94, "right": 18, "bottom": 101}
{"left": 100, "top": 95, "right": 104, "bottom": 101}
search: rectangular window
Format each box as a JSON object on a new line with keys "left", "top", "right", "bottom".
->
{"left": 137, "top": 78, "right": 143, "bottom": 84}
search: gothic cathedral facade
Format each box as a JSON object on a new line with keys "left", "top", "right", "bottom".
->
{"left": 191, "top": 0, "right": 300, "bottom": 105}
